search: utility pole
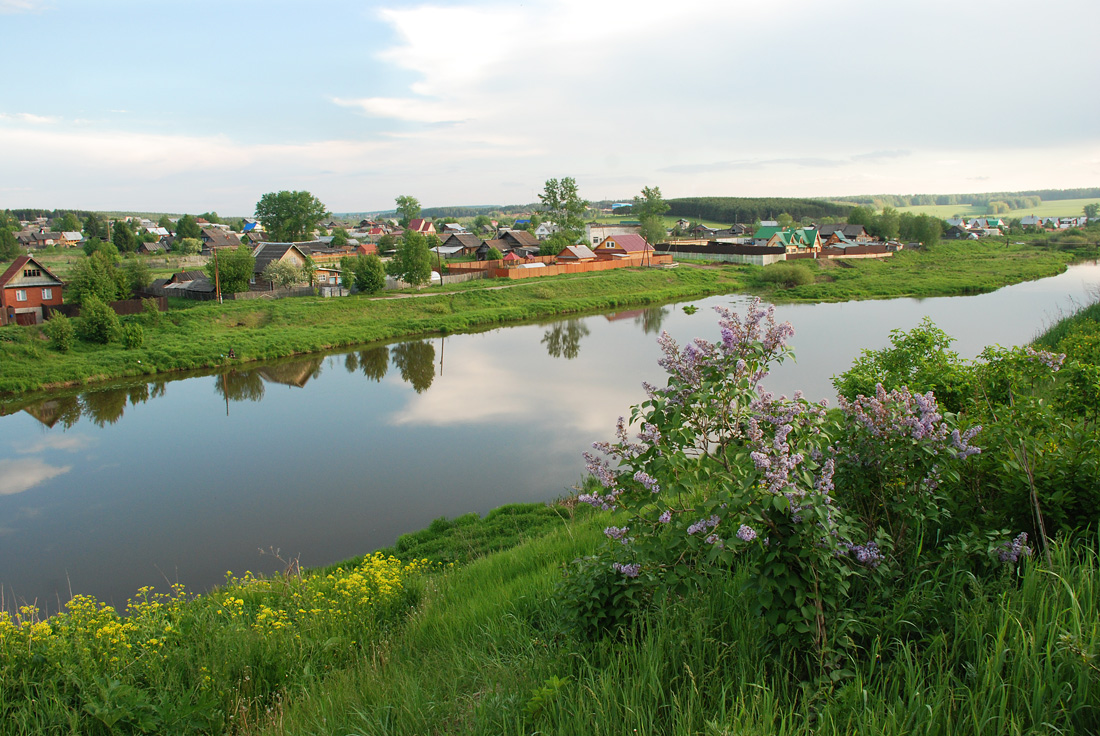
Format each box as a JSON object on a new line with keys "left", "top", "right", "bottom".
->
{"left": 213, "top": 247, "right": 223, "bottom": 304}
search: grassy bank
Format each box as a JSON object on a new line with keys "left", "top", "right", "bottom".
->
{"left": 742, "top": 239, "right": 1082, "bottom": 302}
{"left": 0, "top": 267, "right": 745, "bottom": 395}
{"left": 1, "top": 239, "right": 1087, "bottom": 397}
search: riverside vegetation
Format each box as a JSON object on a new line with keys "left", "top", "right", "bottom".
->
{"left": 0, "top": 239, "right": 1090, "bottom": 397}
{"left": 2, "top": 288, "right": 1099, "bottom": 735}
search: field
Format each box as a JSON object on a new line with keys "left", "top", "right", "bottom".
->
{"left": 894, "top": 197, "right": 1100, "bottom": 220}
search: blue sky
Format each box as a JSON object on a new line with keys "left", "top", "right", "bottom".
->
{"left": 2, "top": 0, "right": 1098, "bottom": 215}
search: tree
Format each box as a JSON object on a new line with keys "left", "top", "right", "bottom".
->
{"left": 776, "top": 212, "right": 794, "bottom": 229}
{"left": 395, "top": 195, "right": 421, "bottom": 227}
{"left": 473, "top": 214, "right": 491, "bottom": 231}
{"left": 83, "top": 214, "right": 105, "bottom": 240}
{"left": 847, "top": 206, "right": 876, "bottom": 227}
{"left": 111, "top": 220, "right": 137, "bottom": 253}
{"left": 388, "top": 231, "right": 432, "bottom": 287}
{"left": 157, "top": 214, "right": 174, "bottom": 230}
{"left": 55, "top": 212, "right": 81, "bottom": 232}
{"left": 76, "top": 293, "right": 121, "bottom": 344}
{"left": 262, "top": 260, "right": 305, "bottom": 289}
{"left": 331, "top": 228, "right": 350, "bottom": 248}
{"left": 206, "top": 245, "right": 256, "bottom": 294}
{"left": 174, "top": 237, "right": 202, "bottom": 255}
{"left": 378, "top": 233, "right": 396, "bottom": 251}
{"left": 199, "top": 211, "right": 223, "bottom": 225}
{"left": 540, "top": 231, "right": 572, "bottom": 256}
{"left": 0, "top": 213, "right": 19, "bottom": 260}
{"left": 254, "top": 191, "right": 330, "bottom": 243}
{"left": 486, "top": 246, "right": 503, "bottom": 261}
{"left": 538, "top": 177, "right": 588, "bottom": 241}
{"left": 175, "top": 214, "right": 201, "bottom": 240}
{"left": 634, "top": 186, "right": 670, "bottom": 248}
{"left": 392, "top": 340, "right": 436, "bottom": 393}
{"left": 342, "top": 254, "right": 386, "bottom": 294}
{"left": 122, "top": 258, "right": 152, "bottom": 297}
{"left": 69, "top": 250, "right": 126, "bottom": 304}
{"left": 1085, "top": 203, "right": 1099, "bottom": 219}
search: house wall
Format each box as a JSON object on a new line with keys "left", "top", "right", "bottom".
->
{"left": 671, "top": 251, "right": 785, "bottom": 266}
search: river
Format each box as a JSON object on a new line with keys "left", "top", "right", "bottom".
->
{"left": 2, "top": 261, "right": 1097, "bottom": 613}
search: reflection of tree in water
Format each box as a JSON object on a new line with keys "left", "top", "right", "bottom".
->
{"left": 635, "top": 306, "right": 669, "bottom": 335}
{"left": 81, "top": 388, "right": 129, "bottom": 426}
{"left": 344, "top": 352, "right": 360, "bottom": 373}
{"left": 150, "top": 382, "right": 166, "bottom": 400}
{"left": 391, "top": 341, "right": 435, "bottom": 393}
{"left": 216, "top": 370, "right": 266, "bottom": 402}
{"left": 359, "top": 346, "right": 389, "bottom": 383}
{"left": 128, "top": 383, "right": 150, "bottom": 406}
{"left": 542, "top": 320, "right": 590, "bottom": 359}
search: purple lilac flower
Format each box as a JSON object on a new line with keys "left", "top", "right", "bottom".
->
{"left": 1025, "top": 347, "right": 1066, "bottom": 372}
{"left": 705, "top": 533, "right": 724, "bottom": 548}
{"left": 658, "top": 510, "right": 672, "bottom": 524}
{"left": 612, "top": 562, "right": 641, "bottom": 578}
{"left": 604, "top": 526, "right": 629, "bottom": 541}
{"left": 633, "top": 470, "right": 661, "bottom": 493}
{"left": 736, "top": 524, "right": 757, "bottom": 542}
{"left": 842, "top": 541, "right": 885, "bottom": 568}
{"left": 687, "top": 515, "right": 720, "bottom": 536}
{"left": 998, "top": 532, "right": 1033, "bottom": 563}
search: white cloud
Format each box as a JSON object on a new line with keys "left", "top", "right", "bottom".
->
{"left": 0, "top": 112, "right": 56, "bottom": 124}
{"left": 15, "top": 434, "right": 92, "bottom": 454}
{"left": 0, "top": 458, "right": 71, "bottom": 496}
{"left": 0, "top": 0, "right": 47, "bottom": 13}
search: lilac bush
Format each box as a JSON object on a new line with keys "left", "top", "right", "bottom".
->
{"left": 573, "top": 299, "right": 1006, "bottom": 658}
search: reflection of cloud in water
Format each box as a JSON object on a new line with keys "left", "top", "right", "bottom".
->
{"left": 0, "top": 458, "right": 72, "bottom": 496}
{"left": 389, "top": 350, "right": 640, "bottom": 437}
{"left": 15, "top": 434, "right": 92, "bottom": 455}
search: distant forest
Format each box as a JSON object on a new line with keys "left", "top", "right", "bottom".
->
{"left": 835, "top": 188, "right": 1100, "bottom": 210}
{"left": 666, "top": 197, "right": 853, "bottom": 224}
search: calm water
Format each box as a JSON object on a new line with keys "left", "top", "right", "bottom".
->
{"left": 2, "top": 262, "right": 1098, "bottom": 613}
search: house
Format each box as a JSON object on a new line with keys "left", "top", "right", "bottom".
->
{"left": 16, "top": 228, "right": 62, "bottom": 249}
{"left": 759, "top": 220, "right": 779, "bottom": 227}
{"left": 438, "top": 233, "right": 484, "bottom": 256}
{"left": 533, "top": 222, "right": 559, "bottom": 240}
{"left": 355, "top": 242, "right": 379, "bottom": 256}
{"left": 768, "top": 228, "right": 821, "bottom": 253}
{"left": 200, "top": 227, "right": 242, "bottom": 252}
{"left": 137, "top": 241, "right": 167, "bottom": 255}
{"left": 752, "top": 226, "right": 784, "bottom": 245}
{"left": 818, "top": 224, "right": 873, "bottom": 245}
{"left": 442, "top": 223, "right": 466, "bottom": 234}
{"left": 556, "top": 245, "right": 597, "bottom": 262}
{"left": 513, "top": 219, "right": 531, "bottom": 229}
{"left": 593, "top": 233, "right": 653, "bottom": 259}
{"left": 314, "top": 266, "right": 342, "bottom": 287}
{"left": 943, "top": 225, "right": 975, "bottom": 240}
{"left": 944, "top": 218, "right": 967, "bottom": 228}
{"left": 60, "top": 231, "right": 85, "bottom": 246}
{"left": 1, "top": 255, "right": 65, "bottom": 326}
{"left": 250, "top": 242, "right": 311, "bottom": 289}
{"left": 407, "top": 218, "right": 436, "bottom": 234}
{"left": 675, "top": 218, "right": 690, "bottom": 229}
{"left": 478, "top": 238, "right": 508, "bottom": 260}
{"left": 498, "top": 230, "right": 540, "bottom": 249}
{"left": 1019, "top": 216, "right": 1042, "bottom": 228}
{"left": 585, "top": 222, "right": 641, "bottom": 245}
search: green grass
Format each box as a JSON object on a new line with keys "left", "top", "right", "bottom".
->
{"left": 0, "top": 267, "right": 746, "bottom": 397}
{"left": 895, "top": 197, "right": 1100, "bottom": 220}
{"left": 743, "top": 240, "right": 1079, "bottom": 302}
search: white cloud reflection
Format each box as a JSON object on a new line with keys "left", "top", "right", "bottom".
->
{"left": 0, "top": 458, "right": 71, "bottom": 496}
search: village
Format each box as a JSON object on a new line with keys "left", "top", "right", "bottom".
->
{"left": 3, "top": 199, "right": 1099, "bottom": 327}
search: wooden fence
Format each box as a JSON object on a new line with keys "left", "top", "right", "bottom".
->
{"left": 45, "top": 296, "right": 166, "bottom": 319}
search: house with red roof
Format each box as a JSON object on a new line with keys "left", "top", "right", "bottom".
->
{"left": 1, "top": 255, "right": 65, "bottom": 326}
{"left": 593, "top": 233, "right": 653, "bottom": 259}
{"left": 407, "top": 218, "right": 436, "bottom": 235}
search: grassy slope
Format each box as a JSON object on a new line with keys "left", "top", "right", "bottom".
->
{"left": 0, "top": 267, "right": 745, "bottom": 396}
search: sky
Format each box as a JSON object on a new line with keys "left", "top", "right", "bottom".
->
{"left": 1, "top": 0, "right": 1098, "bottom": 215}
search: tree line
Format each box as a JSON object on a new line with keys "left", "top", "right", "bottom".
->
{"left": 667, "top": 197, "right": 853, "bottom": 224}
{"left": 836, "top": 188, "right": 1100, "bottom": 210}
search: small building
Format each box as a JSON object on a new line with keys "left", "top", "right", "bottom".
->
{"left": 438, "top": 233, "right": 484, "bottom": 256}
{"left": 407, "top": 218, "right": 436, "bottom": 234}
{"left": 556, "top": 245, "right": 597, "bottom": 262}
{"left": 250, "top": 242, "right": 311, "bottom": 289}
{"left": 200, "top": 227, "right": 242, "bottom": 252}
{"left": 498, "top": 230, "right": 540, "bottom": 249}
{"left": 585, "top": 222, "right": 641, "bottom": 246}
{"left": 533, "top": 222, "right": 559, "bottom": 240}
{"left": 1, "top": 255, "right": 65, "bottom": 326}
{"left": 593, "top": 233, "right": 653, "bottom": 259}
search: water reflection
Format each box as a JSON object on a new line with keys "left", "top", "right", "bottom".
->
{"left": 217, "top": 370, "right": 266, "bottom": 402}
{"left": 22, "top": 395, "right": 82, "bottom": 429}
{"left": 391, "top": 341, "right": 436, "bottom": 393}
{"left": 0, "top": 457, "right": 72, "bottom": 496}
{"left": 81, "top": 388, "right": 130, "bottom": 427}
{"left": 542, "top": 320, "right": 590, "bottom": 359}
{"left": 357, "top": 346, "right": 390, "bottom": 382}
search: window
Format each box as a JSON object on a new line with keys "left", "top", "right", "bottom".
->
{"left": 41, "top": 288, "right": 53, "bottom": 300}
{"left": 23, "top": 268, "right": 41, "bottom": 278}
{"left": 15, "top": 289, "right": 27, "bottom": 301}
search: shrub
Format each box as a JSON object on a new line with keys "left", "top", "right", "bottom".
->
{"left": 141, "top": 297, "right": 162, "bottom": 326}
{"left": 77, "top": 294, "right": 121, "bottom": 344}
{"left": 758, "top": 261, "right": 814, "bottom": 288}
{"left": 122, "top": 322, "right": 144, "bottom": 350}
{"left": 42, "top": 312, "right": 74, "bottom": 352}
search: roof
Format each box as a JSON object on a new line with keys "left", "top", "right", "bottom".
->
{"left": 200, "top": 227, "right": 241, "bottom": 249}
{"left": 167, "top": 270, "right": 208, "bottom": 284}
{"left": 252, "top": 242, "right": 310, "bottom": 275}
{"left": 598, "top": 233, "right": 652, "bottom": 252}
{"left": 0, "top": 255, "right": 65, "bottom": 289}
{"left": 440, "top": 233, "right": 483, "bottom": 250}
{"left": 62, "top": 231, "right": 84, "bottom": 240}
{"left": 559, "top": 244, "right": 597, "bottom": 260}
{"left": 500, "top": 230, "right": 539, "bottom": 248}
{"left": 407, "top": 218, "right": 433, "bottom": 233}
{"left": 754, "top": 226, "right": 783, "bottom": 240}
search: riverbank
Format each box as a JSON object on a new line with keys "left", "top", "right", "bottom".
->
{"left": 0, "top": 240, "right": 1084, "bottom": 397}
{"left": 5, "top": 300, "right": 1100, "bottom": 734}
